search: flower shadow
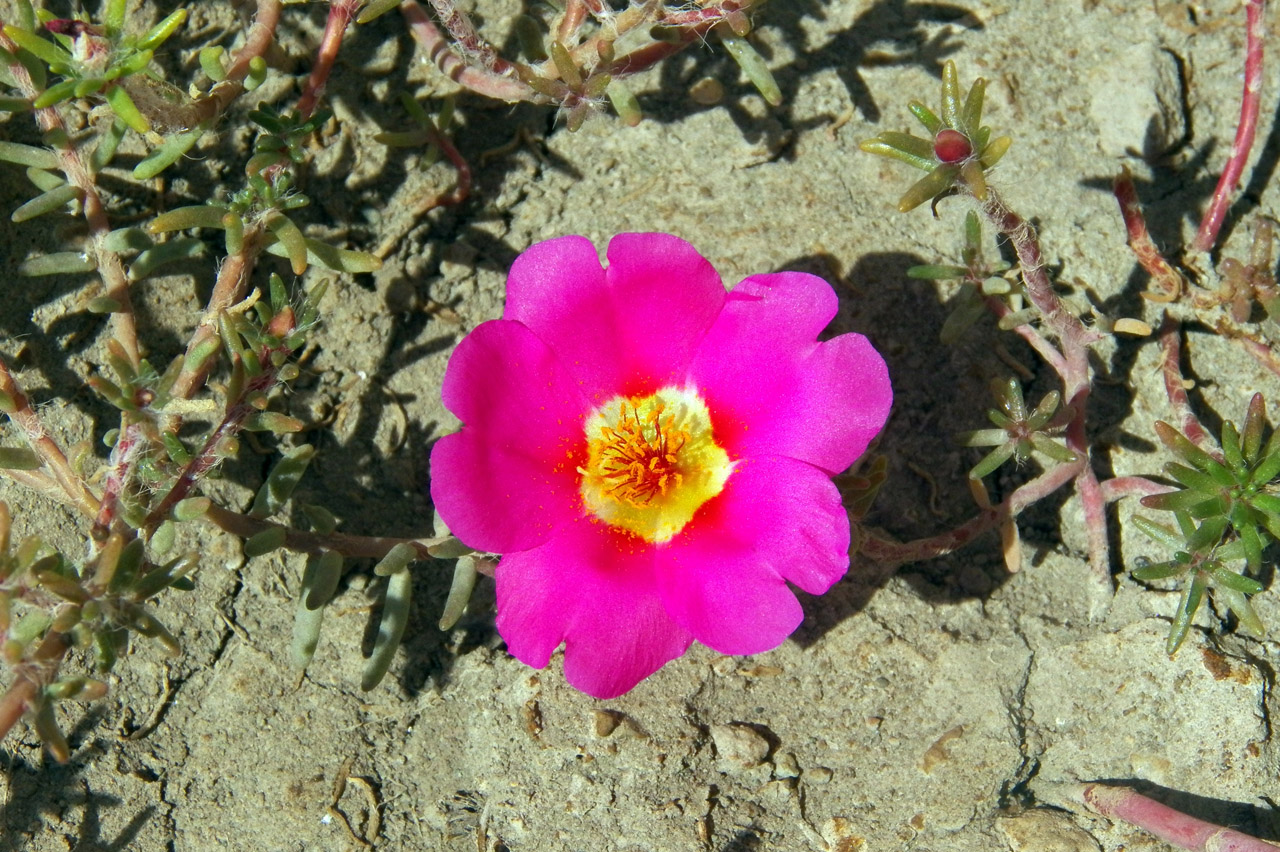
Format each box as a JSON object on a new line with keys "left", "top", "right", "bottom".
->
{"left": 783, "top": 247, "right": 1056, "bottom": 646}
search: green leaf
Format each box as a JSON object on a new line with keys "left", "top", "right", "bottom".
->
{"left": 2, "top": 25, "right": 73, "bottom": 71}
{"left": 105, "top": 0, "right": 127, "bottom": 35}
{"left": 305, "top": 238, "right": 382, "bottom": 273}
{"left": 132, "top": 125, "right": 203, "bottom": 180}
{"left": 11, "top": 184, "right": 81, "bottom": 222}
{"left": 149, "top": 204, "right": 229, "bottom": 233}
{"left": 1131, "top": 515, "right": 1183, "bottom": 548}
{"left": 859, "top": 135, "right": 935, "bottom": 171}
{"left": 1131, "top": 560, "right": 1183, "bottom": 581}
{"left": 373, "top": 542, "right": 418, "bottom": 577}
{"left": 303, "top": 550, "right": 343, "bottom": 611}
{"left": 198, "top": 46, "right": 227, "bottom": 82}
{"left": 357, "top": 0, "right": 400, "bottom": 23}
{"left": 1166, "top": 571, "right": 1207, "bottom": 655}
{"left": 720, "top": 34, "right": 781, "bottom": 106}
{"left": 969, "top": 442, "right": 1015, "bottom": 480}
{"left": 250, "top": 444, "right": 315, "bottom": 519}
{"left": 266, "top": 213, "right": 308, "bottom": 275}
{"left": 91, "top": 119, "right": 129, "bottom": 172}
{"left": 105, "top": 84, "right": 149, "bottom": 134}
{"left": 908, "top": 101, "right": 942, "bottom": 135}
{"left": 1163, "top": 462, "right": 1224, "bottom": 494}
{"left": 1209, "top": 565, "right": 1264, "bottom": 596}
{"left": 1221, "top": 421, "right": 1244, "bottom": 473}
{"left": 361, "top": 569, "right": 413, "bottom": 691}
{"left": 606, "top": 80, "right": 642, "bottom": 127}
{"left": 439, "top": 555, "right": 478, "bottom": 630}
{"left": 960, "top": 76, "right": 987, "bottom": 137}
{"left": 1153, "top": 421, "right": 1218, "bottom": 472}
{"left": 0, "top": 140, "right": 59, "bottom": 170}
{"left": 19, "top": 251, "right": 96, "bottom": 276}
{"left": 940, "top": 61, "right": 962, "bottom": 128}
{"left": 137, "top": 9, "right": 187, "bottom": 50}
{"left": 1184, "top": 515, "right": 1229, "bottom": 553}
{"left": 31, "top": 78, "right": 78, "bottom": 109}
{"left": 128, "top": 236, "right": 205, "bottom": 281}
{"left": 243, "top": 525, "right": 287, "bottom": 558}
{"left": 0, "top": 446, "right": 43, "bottom": 470}
{"left": 897, "top": 164, "right": 960, "bottom": 212}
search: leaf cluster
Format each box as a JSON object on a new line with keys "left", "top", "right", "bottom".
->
{"left": 1132, "top": 394, "right": 1278, "bottom": 652}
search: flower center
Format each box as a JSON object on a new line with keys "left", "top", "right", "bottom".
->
{"left": 579, "top": 387, "right": 732, "bottom": 543}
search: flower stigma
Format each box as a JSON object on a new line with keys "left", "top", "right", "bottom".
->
{"left": 579, "top": 387, "right": 733, "bottom": 543}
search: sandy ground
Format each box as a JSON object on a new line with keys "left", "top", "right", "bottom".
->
{"left": 1, "top": 1, "right": 1278, "bottom": 850}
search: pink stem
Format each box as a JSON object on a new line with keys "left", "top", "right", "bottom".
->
{"left": 983, "top": 296, "right": 1068, "bottom": 378}
{"left": 1158, "top": 314, "right": 1214, "bottom": 449}
{"left": 1078, "top": 784, "right": 1280, "bottom": 852}
{"left": 1193, "top": 0, "right": 1265, "bottom": 253}
{"left": 1101, "top": 475, "right": 1172, "bottom": 502}
{"left": 1114, "top": 167, "right": 1183, "bottom": 301}
{"left": 0, "top": 631, "right": 70, "bottom": 755}
{"left": 400, "top": 0, "right": 536, "bottom": 103}
{"left": 296, "top": 0, "right": 359, "bottom": 119}
{"left": 91, "top": 419, "right": 143, "bottom": 541}
{"left": 860, "top": 457, "right": 1084, "bottom": 565}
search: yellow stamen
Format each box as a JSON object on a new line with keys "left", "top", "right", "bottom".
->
{"left": 579, "top": 387, "right": 732, "bottom": 543}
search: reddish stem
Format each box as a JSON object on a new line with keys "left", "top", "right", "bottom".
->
{"left": 1100, "top": 475, "right": 1171, "bottom": 502}
{"left": 1193, "top": 0, "right": 1265, "bottom": 253}
{"left": 296, "top": 0, "right": 360, "bottom": 120}
{"left": 1158, "top": 314, "right": 1214, "bottom": 449}
{"left": 0, "top": 357, "right": 99, "bottom": 518}
{"left": 0, "top": 631, "right": 70, "bottom": 759}
{"left": 1077, "top": 783, "right": 1280, "bottom": 852}
{"left": 193, "top": 0, "right": 282, "bottom": 123}
{"left": 1113, "top": 167, "right": 1184, "bottom": 301}
{"left": 860, "top": 457, "right": 1085, "bottom": 565}
{"left": 91, "top": 419, "right": 143, "bottom": 541}
{"left": 401, "top": 0, "right": 536, "bottom": 103}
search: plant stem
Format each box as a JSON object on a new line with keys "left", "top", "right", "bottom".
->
{"left": 1193, "top": 0, "right": 1265, "bottom": 253}
{"left": 0, "top": 630, "right": 70, "bottom": 757}
{"left": 144, "top": 331, "right": 285, "bottom": 532}
{"left": 204, "top": 503, "right": 450, "bottom": 560}
{"left": 0, "top": 357, "right": 99, "bottom": 519}
{"left": 1075, "top": 783, "right": 1280, "bottom": 852}
{"left": 1157, "top": 314, "right": 1214, "bottom": 449}
{"left": 860, "top": 457, "right": 1084, "bottom": 565}
{"left": 193, "top": 0, "right": 283, "bottom": 123}
{"left": 1100, "top": 475, "right": 1171, "bottom": 502}
{"left": 1113, "top": 167, "right": 1184, "bottom": 301}
{"left": 296, "top": 0, "right": 360, "bottom": 120}
{"left": 0, "top": 31, "right": 139, "bottom": 372}
{"left": 165, "top": 225, "right": 266, "bottom": 407}
{"left": 401, "top": 0, "right": 536, "bottom": 102}
{"left": 979, "top": 189, "right": 1110, "bottom": 576}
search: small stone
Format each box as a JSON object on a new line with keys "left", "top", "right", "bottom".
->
{"left": 807, "top": 767, "right": 833, "bottom": 784}
{"left": 997, "top": 809, "right": 1101, "bottom": 852}
{"left": 689, "top": 77, "right": 724, "bottom": 106}
{"left": 772, "top": 751, "right": 801, "bottom": 780}
{"left": 710, "top": 723, "right": 770, "bottom": 771}
{"left": 592, "top": 709, "right": 621, "bottom": 738}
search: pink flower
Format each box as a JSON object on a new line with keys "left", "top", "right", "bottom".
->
{"left": 430, "top": 234, "right": 892, "bottom": 698}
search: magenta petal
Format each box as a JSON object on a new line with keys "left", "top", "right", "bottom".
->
{"left": 656, "top": 456, "right": 849, "bottom": 655}
{"left": 690, "top": 272, "right": 892, "bottom": 474}
{"left": 496, "top": 519, "right": 694, "bottom": 699}
{"left": 430, "top": 320, "right": 590, "bottom": 554}
{"left": 505, "top": 234, "right": 725, "bottom": 402}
